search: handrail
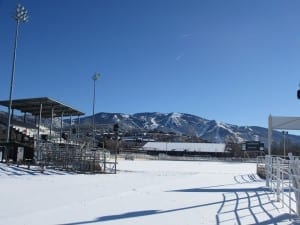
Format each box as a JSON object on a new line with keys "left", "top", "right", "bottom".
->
{"left": 263, "top": 155, "right": 298, "bottom": 217}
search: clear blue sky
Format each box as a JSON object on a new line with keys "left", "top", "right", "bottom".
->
{"left": 0, "top": 0, "right": 300, "bottom": 128}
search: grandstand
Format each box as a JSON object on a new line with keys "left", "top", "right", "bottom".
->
{"left": 0, "top": 97, "right": 117, "bottom": 173}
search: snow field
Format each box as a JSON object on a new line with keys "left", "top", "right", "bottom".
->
{"left": 0, "top": 160, "right": 295, "bottom": 225}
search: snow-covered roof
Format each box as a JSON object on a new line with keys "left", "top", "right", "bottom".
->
{"left": 143, "top": 142, "right": 226, "bottom": 153}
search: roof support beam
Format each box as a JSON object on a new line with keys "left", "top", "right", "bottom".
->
{"left": 49, "top": 107, "right": 54, "bottom": 140}
{"left": 60, "top": 111, "right": 64, "bottom": 143}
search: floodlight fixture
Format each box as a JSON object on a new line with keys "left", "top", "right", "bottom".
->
{"left": 92, "top": 72, "right": 100, "bottom": 81}
{"left": 15, "top": 4, "right": 29, "bottom": 22}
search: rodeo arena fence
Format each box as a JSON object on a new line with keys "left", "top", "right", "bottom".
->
{"left": 35, "top": 142, "right": 116, "bottom": 174}
{"left": 257, "top": 154, "right": 300, "bottom": 219}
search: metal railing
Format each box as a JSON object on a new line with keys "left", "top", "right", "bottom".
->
{"left": 262, "top": 155, "right": 298, "bottom": 216}
{"left": 35, "top": 142, "right": 114, "bottom": 173}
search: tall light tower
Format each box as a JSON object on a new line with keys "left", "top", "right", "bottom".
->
{"left": 6, "top": 4, "right": 29, "bottom": 144}
{"left": 92, "top": 72, "right": 100, "bottom": 148}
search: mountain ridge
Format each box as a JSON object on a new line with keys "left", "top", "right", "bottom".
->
{"left": 77, "top": 112, "right": 299, "bottom": 145}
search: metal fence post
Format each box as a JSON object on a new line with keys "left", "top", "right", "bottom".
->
{"left": 266, "top": 155, "right": 270, "bottom": 187}
{"left": 276, "top": 157, "right": 281, "bottom": 202}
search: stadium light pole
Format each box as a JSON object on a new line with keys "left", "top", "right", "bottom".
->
{"left": 6, "top": 4, "right": 29, "bottom": 146}
{"left": 92, "top": 72, "right": 100, "bottom": 148}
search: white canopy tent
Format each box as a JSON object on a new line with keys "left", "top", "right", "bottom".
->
{"left": 268, "top": 115, "right": 300, "bottom": 155}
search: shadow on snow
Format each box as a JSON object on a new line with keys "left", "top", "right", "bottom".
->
{"left": 0, "top": 163, "right": 76, "bottom": 176}
{"left": 61, "top": 185, "right": 298, "bottom": 225}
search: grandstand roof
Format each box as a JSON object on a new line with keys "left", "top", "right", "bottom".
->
{"left": 0, "top": 97, "right": 84, "bottom": 118}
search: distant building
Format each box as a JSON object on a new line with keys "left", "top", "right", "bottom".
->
{"left": 142, "top": 141, "right": 226, "bottom": 156}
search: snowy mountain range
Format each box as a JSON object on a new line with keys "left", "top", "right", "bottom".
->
{"left": 78, "top": 112, "right": 300, "bottom": 144}
{"left": 1, "top": 109, "right": 298, "bottom": 144}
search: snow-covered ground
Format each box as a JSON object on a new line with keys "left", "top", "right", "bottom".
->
{"left": 0, "top": 160, "right": 297, "bottom": 225}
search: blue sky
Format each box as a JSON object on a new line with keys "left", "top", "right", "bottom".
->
{"left": 0, "top": 0, "right": 300, "bottom": 128}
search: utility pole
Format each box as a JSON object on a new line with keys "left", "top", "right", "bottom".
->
{"left": 113, "top": 123, "right": 119, "bottom": 174}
